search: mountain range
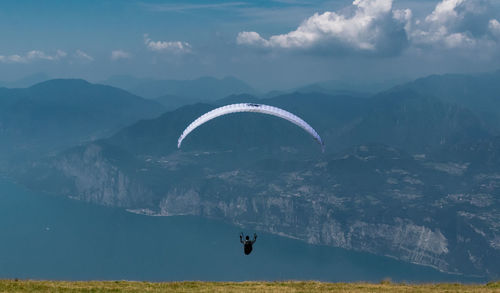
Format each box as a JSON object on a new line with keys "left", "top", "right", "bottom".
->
{"left": 0, "top": 72, "right": 51, "bottom": 89}
{"left": 0, "top": 79, "right": 163, "bottom": 163}
{"left": 394, "top": 70, "right": 500, "bottom": 133}
{"left": 101, "top": 75, "right": 257, "bottom": 100}
{"left": 3, "top": 70, "right": 500, "bottom": 279}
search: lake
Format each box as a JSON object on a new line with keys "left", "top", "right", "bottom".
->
{"left": 0, "top": 177, "right": 484, "bottom": 282}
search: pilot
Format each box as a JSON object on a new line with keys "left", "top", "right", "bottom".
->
{"left": 240, "top": 232, "right": 257, "bottom": 255}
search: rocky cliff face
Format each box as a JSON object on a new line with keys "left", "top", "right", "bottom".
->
{"left": 22, "top": 143, "right": 499, "bottom": 279}
{"left": 54, "top": 144, "right": 154, "bottom": 207}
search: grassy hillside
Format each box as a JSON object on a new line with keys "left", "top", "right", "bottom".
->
{"left": 0, "top": 280, "right": 498, "bottom": 292}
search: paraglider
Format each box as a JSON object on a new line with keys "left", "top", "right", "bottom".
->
{"left": 177, "top": 103, "right": 324, "bottom": 256}
{"left": 177, "top": 103, "right": 324, "bottom": 152}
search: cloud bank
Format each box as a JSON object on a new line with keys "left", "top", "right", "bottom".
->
{"left": 237, "top": 0, "right": 410, "bottom": 54}
{"left": 237, "top": 0, "right": 500, "bottom": 55}
{"left": 0, "top": 50, "right": 67, "bottom": 63}
{"left": 0, "top": 49, "right": 98, "bottom": 64}
{"left": 410, "top": 0, "right": 497, "bottom": 49}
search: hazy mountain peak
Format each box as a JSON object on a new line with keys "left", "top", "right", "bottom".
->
{"left": 0, "top": 72, "right": 52, "bottom": 89}
{"left": 101, "top": 75, "right": 257, "bottom": 100}
{"left": 29, "top": 78, "right": 91, "bottom": 89}
{"left": 0, "top": 79, "right": 165, "bottom": 159}
{"left": 391, "top": 69, "right": 500, "bottom": 134}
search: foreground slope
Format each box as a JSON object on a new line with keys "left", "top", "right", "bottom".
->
{"left": 0, "top": 281, "right": 499, "bottom": 293}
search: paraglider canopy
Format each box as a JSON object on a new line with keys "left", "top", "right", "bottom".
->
{"left": 177, "top": 103, "right": 325, "bottom": 152}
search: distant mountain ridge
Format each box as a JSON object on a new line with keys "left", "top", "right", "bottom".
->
{"left": 292, "top": 78, "right": 408, "bottom": 97}
{"left": 345, "top": 88, "right": 488, "bottom": 152}
{"left": 0, "top": 79, "right": 164, "bottom": 161}
{"left": 392, "top": 70, "right": 500, "bottom": 133}
{"left": 99, "top": 90, "right": 485, "bottom": 156}
{"left": 0, "top": 72, "right": 51, "bottom": 88}
{"left": 101, "top": 75, "right": 258, "bottom": 101}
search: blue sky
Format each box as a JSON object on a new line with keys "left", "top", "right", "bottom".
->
{"left": 1, "top": 0, "right": 500, "bottom": 90}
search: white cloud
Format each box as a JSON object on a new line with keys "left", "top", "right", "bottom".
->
{"left": 489, "top": 19, "right": 500, "bottom": 37}
{"left": 237, "top": 32, "right": 270, "bottom": 47}
{"left": 74, "top": 49, "right": 94, "bottom": 61}
{"left": 0, "top": 54, "right": 23, "bottom": 63}
{"left": 238, "top": 0, "right": 500, "bottom": 54}
{"left": 411, "top": 0, "right": 468, "bottom": 47}
{"left": 425, "top": 0, "right": 465, "bottom": 25}
{"left": 26, "top": 50, "right": 54, "bottom": 61}
{"left": 144, "top": 34, "right": 192, "bottom": 54}
{"left": 237, "top": 0, "right": 410, "bottom": 54}
{"left": 0, "top": 50, "right": 67, "bottom": 63}
{"left": 445, "top": 32, "right": 476, "bottom": 47}
{"left": 393, "top": 8, "right": 413, "bottom": 32}
{"left": 111, "top": 50, "right": 132, "bottom": 61}
{"left": 410, "top": 0, "right": 496, "bottom": 49}
{"left": 56, "top": 50, "right": 68, "bottom": 58}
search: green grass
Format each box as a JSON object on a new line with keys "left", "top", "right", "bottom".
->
{"left": 0, "top": 280, "right": 499, "bottom": 292}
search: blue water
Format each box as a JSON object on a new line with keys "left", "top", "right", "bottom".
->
{"left": 0, "top": 178, "right": 484, "bottom": 282}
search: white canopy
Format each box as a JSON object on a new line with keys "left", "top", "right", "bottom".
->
{"left": 177, "top": 103, "right": 324, "bottom": 152}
